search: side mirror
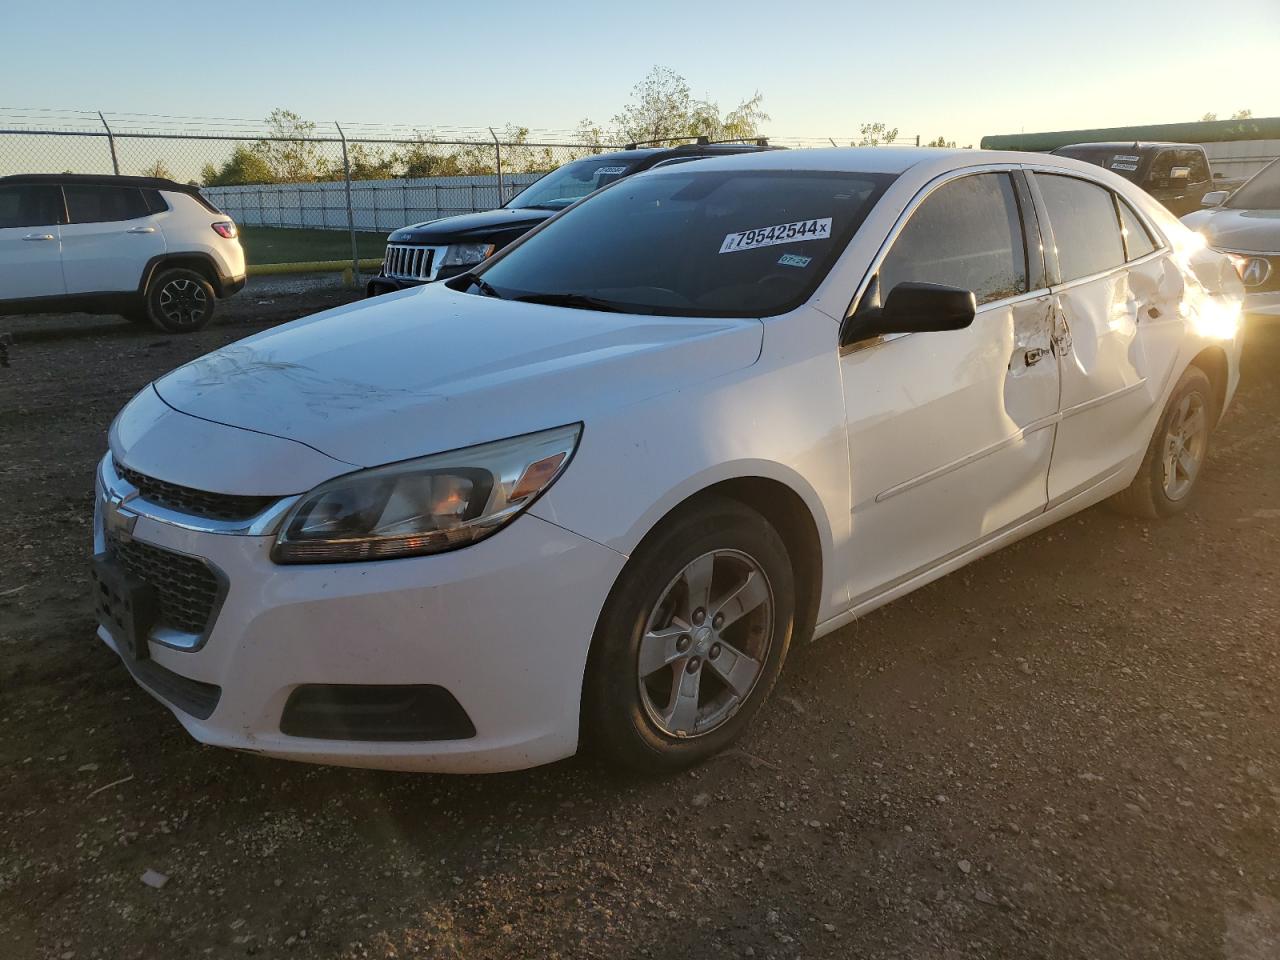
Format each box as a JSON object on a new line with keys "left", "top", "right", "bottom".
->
{"left": 842, "top": 281, "right": 977, "bottom": 346}
{"left": 1169, "top": 165, "right": 1191, "bottom": 181}
{"left": 1201, "top": 190, "right": 1229, "bottom": 208}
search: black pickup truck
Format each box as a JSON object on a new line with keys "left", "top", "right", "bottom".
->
{"left": 1051, "top": 141, "right": 1245, "bottom": 216}
{"left": 367, "top": 140, "right": 778, "bottom": 296}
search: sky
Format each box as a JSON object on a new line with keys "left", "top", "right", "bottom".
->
{"left": 3, "top": 0, "right": 1279, "bottom": 150}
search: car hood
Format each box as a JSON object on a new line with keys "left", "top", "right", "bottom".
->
{"left": 1181, "top": 206, "right": 1280, "bottom": 253}
{"left": 152, "top": 283, "right": 764, "bottom": 476}
{"left": 389, "top": 207, "right": 554, "bottom": 244}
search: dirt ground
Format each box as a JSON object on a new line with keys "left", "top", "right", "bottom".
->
{"left": 1, "top": 291, "right": 1279, "bottom": 960}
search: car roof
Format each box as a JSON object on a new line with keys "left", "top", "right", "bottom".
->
{"left": 0, "top": 173, "right": 204, "bottom": 194}
{"left": 634, "top": 146, "right": 967, "bottom": 175}
{"left": 632, "top": 146, "right": 1146, "bottom": 186}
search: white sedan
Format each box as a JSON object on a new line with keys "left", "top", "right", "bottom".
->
{"left": 94, "top": 148, "right": 1244, "bottom": 774}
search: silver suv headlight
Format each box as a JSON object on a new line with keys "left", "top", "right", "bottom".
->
{"left": 272, "top": 424, "right": 581, "bottom": 563}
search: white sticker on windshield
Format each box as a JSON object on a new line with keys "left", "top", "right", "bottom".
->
{"left": 1110, "top": 161, "right": 1138, "bottom": 171}
{"left": 778, "top": 253, "right": 812, "bottom": 268}
{"left": 720, "top": 217, "right": 832, "bottom": 254}
{"left": 595, "top": 166, "right": 628, "bottom": 175}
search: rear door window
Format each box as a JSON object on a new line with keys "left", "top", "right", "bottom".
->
{"left": 0, "top": 184, "right": 64, "bottom": 228}
{"left": 1036, "top": 174, "right": 1126, "bottom": 282}
{"left": 64, "top": 184, "right": 152, "bottom": 224}
{"left": 1116, "top": 198, "right": 1158, "bottom": 261}
{"left": 878, "top": 173, "right": 1028, "bottom": 305}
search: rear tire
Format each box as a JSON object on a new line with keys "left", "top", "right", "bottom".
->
{"left": 582, "top": 497, "right": 795, "bottom": 774}
{"left": 1110, "top": 364, "right": 1215, "bottom": 519}
{"left": 145, "top": 268, "right": 216, "bottom": 333}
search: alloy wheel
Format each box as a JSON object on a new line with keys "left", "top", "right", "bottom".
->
{"left": 158, "top": 278, "right": 209, "bottom": 327}
{"left": 637, "top": 549, "right": 774, "bottom": 738}
{"left": 1162, "top": 390, "right": 1208, "bottom": 500}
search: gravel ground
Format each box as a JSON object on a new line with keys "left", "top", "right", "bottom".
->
{"left": 1, "top": 295, "right": 1278, "bottom": 960}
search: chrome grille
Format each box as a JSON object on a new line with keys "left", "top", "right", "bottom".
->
{"left": 383, "top": 243, "right": 440, "bottom": 282}
{"left": 107, "top": 534, "right": 222, "bottom": 637}
{"left": 114, "top": 458, "right": 276, "bottom": 522}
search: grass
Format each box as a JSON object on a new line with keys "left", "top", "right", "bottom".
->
{"left": 238, "top": 226, "right": 389, "bottom": 266}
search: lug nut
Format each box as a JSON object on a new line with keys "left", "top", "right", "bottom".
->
{"left": 676, "top": 634, "right": 691, "bottom": 653}
{"left": 693, "top": 608, "right": 706, "bottom": 625}
{"left": 709, "top": 643, "right": 721, "bottom": 660}
{"left": 712, "top": 613, "right": 724, "bottom": 630}
{"left": 687, "top": 657, "right": 701, "bottom": 673}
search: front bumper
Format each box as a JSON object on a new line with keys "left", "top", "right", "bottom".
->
{"left": 365, "top": 265, "right": 471, "bottom": 298}
{"left": 93, "top": 463, "right": 626, "bottom": 773}
{"left": 366, "top": 275, "right": 424, "bottom": 298}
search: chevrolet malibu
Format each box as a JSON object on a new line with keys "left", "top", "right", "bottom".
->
{"left": 93, "top": 148, "right": 1245, "bottom": 774}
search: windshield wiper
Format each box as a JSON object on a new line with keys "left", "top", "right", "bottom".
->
{"left": 464, "top": 274, "right": 503, "bottom": 298}
{"left": 513, "top": 292, "right": 627, "bottom": 313}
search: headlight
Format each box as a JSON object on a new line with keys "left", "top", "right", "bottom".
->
{"left": 272, "top": 424, "right": 581, "bottom": 563}
{"left": 440, "top": 243, "right": 495, "bottom": 267}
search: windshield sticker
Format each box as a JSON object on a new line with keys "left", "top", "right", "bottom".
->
{"left": 595, "top": 166, "right": 628, "bottom": 175}
{"left": 777, "top": 253, "right": 813, "bottom": 268}
{"left": 1110, "top": 161, "right": 1139, "bottom": 172}
{"left": 720, "top": 217, "right": 832, "bottom": 254}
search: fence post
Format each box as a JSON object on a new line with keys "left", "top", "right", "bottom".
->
{"left": 98, "top": 112, "right": 120, "bottom": 175}
{"left": 490, "top": 127, "right": 504, "bottom": 204}
{"left": 335, "top": 122, "right": 360, "bottom": 284}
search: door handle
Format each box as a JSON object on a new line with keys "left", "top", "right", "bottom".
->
{"left": 23, "top": 233, "right": 55, "bottom": 241}
{"left": 127, "top": 226, "right": 157, "bottom": 234}
{"left": 1024, "top": 347, "right": 1048, "bottom": 367}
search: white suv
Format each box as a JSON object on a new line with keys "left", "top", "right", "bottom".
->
{"left": 0, "top": 174, "right": 245, "bottom": 332}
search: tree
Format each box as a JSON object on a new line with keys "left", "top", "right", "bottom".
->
{"left": 609, "top": 66, "right": 769, "bottom": 146}
{"left": 142, "top": 159, "right": 173, "bottom": 179}
{"left": 346, "top": 142, "right": 397, "bottom": 180}
{"left": 255, "top": 108, "right": 329, "bottom": 182}
{"left": 924, "top": 135, "right": 956, "bottom": 148}
{"left": 856, "top": 122, "right": 899, "bottom": 146}
{"left": 201, "top": 144, "right": 276, "bottom": 186}
{"left": 1201, "top": 108, "right": 1252, "bottom": 122}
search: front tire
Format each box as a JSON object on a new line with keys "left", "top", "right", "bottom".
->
{"left": 582, "top": 497, "right": 796, "bottom": 773}
{"left": 145, "top": 268, "right": 216, "bottom": 333}
{"left": 1110, "top": 364, "right": 1215, "bottom": 519}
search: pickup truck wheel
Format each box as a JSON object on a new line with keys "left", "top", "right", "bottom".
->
{"left": 145, "top": 268, "right": 216, "bottom": 333}
{"left": 582, "top": 497, "right": 795, "bottom": 774}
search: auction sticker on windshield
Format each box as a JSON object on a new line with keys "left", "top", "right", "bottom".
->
{"left": 720, "top": 218, "right": 832, "bottom": 254}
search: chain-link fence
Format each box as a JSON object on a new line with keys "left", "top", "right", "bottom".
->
{"left": 0, "top": 113, "right": 620, "bottom": 269}
{"left": 0, "top": 110, "right": 927, "bottom": 272}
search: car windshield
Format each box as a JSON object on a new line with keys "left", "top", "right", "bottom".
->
{"left": 506, "top": 157, "right": 640, "bottom": 210}
{"left": 1226, "top": 158, "right": 1280, "bottom": 210}
{"left": 1052, "top": 146, "right": 1147, "bottom": 184}
{"left": 473, "top": 169, "right": 896, "bottom": 317}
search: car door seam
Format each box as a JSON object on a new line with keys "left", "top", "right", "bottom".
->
{"left": 872, "top": 414, "right": 1059, "bottom": 504}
